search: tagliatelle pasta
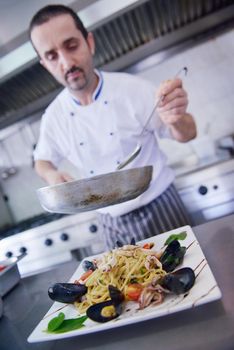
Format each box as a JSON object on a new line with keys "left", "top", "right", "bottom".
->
{"left": 74, "top": 244, "right": 166, "bottom": 314}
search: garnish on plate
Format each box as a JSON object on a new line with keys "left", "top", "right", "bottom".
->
{"left": 46, "top": 312, "right": 87, "bottom": 334}
{"left": 164, "top": 231, "right": 187, "bottom": 246}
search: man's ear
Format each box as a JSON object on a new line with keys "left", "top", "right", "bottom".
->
{"left": 87, "top": 32, "right": 95, "bottom": 55}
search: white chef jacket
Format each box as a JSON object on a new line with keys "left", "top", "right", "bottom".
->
{"left": 34, "top": 70, "right": 175, "bottom": 217}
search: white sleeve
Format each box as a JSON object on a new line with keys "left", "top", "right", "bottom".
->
{"left": 33, "top": 111, "right": 65, "bottom": 167}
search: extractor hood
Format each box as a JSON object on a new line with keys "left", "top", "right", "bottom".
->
{"left": 0, "top": 0, "right": 233, "bottom": 130}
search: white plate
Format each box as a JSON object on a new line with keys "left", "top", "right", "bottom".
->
{"left": 28, "top": 226, "right": 222, "bottom": 343}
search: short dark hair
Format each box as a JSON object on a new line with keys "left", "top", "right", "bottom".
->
{"left": 29, "top": 4, "right": 88, "bottom": 40}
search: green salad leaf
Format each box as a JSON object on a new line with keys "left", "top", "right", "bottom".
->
{"left": 46, "top": 313, "right": 87, "bottom": 334}
{"left": 164, "top": 231, "right": 187, "bottom": 246}
{"left": 47, "top": 312, "right": 65, "bottom": 332}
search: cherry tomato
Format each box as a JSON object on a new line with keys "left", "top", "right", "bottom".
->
{"left": 125, "top": 283, "right": 143, "bottom": 301}
{"left": 143, "top": 242, "right": 154, "bottom": 249}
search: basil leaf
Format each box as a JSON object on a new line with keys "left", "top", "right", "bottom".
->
{"left": 53, "top": 315, "right": 88, "bottom": 333}
{"left": 164, "top": 231, "right": 187, "bottom": 246}
{"left": 46, "top": 315, "right": 87, "bottom": 334}
{"left": 47, "top": 312, "right": 65, "bottom": 332}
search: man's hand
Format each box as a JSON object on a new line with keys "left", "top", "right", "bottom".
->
{"left": 156, "top": 78, "right": 196, "bottom": 142}
{"left": 35, "top": 160, "right": 74, "bottom": 185}
{"left": 45, "top": 170, "right": 74, "bottom": 185}
{"left": 157, "top": 78, "right": 188, "bottom": 124}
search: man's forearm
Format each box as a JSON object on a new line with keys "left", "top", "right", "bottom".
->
{"left": 34, "top": 160, "right": 58, "bottom": 182}
{"left": 35, "top": 160, "right": 74, "bottom": 185}
{"left": 169, "top": 113, "right": 197, "bottom": 143}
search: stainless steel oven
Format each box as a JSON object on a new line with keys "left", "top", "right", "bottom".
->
{"left": 0, "top": 212, "right": 104, "bottom": 277}
{"left": 175, "top": 158, "right": 234, "bottom": 225}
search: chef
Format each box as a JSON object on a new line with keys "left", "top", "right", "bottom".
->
{"left": 29, "top": 4, "right": 197, "bottom": 249}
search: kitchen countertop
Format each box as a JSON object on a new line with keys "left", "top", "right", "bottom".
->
{"left": 1, "top": 215, "right": 234, "bottom": 350}
{"left": 171, "top": 151, "right": 231, "bottom": 178}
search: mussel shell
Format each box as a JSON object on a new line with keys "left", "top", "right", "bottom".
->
{"left": 115, "top": 237, "right": 136, "bottom": 248}
{"left": 116, "top": 240, "right": 123, "bottom": 247}
{"left": 108, "top": 285, "right": 125, "bottom": 305}
{"left": 160, "top": 267, "right": 195, "bottom": 294}
{"left": 86, "top": 285, "right": 124, "bottom": 323}
{"left": 48, "top": 283, "right": 87, "bottom": 303}
{"left": 160, "top": 240, "right": 186, "bottom": 272}
{"left": 86, "top": 300, "right": 122, "bottom": 323}
{"left": 82, "top": 260, "right": 96, "bottom": 271}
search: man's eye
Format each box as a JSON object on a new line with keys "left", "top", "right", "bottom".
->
{"left": 46, "top": 53, "right": 57, "bottom": 61}
{"left": 68, "top": 43, "right": 78, "bottom": 50}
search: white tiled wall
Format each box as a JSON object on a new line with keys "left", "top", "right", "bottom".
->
{"left": 136, "top": 29, "right": 234, "bottom": 164}
{"left": 0, "top": 29, "right": 233, "bottom": 223}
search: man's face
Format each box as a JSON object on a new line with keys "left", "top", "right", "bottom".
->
{"left": 31, "top": 14, "right": 95, "bottom": 92}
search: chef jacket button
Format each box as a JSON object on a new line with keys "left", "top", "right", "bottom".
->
{"left": 110, "top": 132, "right": 114, "bottom": 136}
{"left": 90, "top": 170, "right": 94, "bottom": 174}
{"left": 80, "top": 142, "right": 84, "bottom": 146}
{"left": 117, "top": 161, "right": 120, "bottom": 165}
{"left": 70, "top": 112, "right": 75, "bottom": 116}
{"left": 104, "top": 101, "right": 108, "bottom": 104}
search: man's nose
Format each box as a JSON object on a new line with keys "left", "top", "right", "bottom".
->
{"left": 59, "top": 51, "right": 74, "bottom": 71}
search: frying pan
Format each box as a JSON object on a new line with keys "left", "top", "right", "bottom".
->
{"left": 37, "top": 166, "right": 153, "bottom": 214}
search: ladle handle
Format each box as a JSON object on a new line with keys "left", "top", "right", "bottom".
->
{"left": 140, "top": 67, "right": 188, "bottom": 136}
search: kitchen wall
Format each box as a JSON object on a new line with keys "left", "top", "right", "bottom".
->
{"left": 0, "top": 28, "right": 233, "bottom": 224}
{"left": 136, "top": 29, "right": 234, "bottom": 165}
{"left": 0, "top": 119, "right": 80, "bottom": 224}
{"left": 0, "top": 0, "right": 76, "bottom": 50}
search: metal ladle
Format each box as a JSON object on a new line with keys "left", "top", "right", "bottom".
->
{"left": 117, "top": 67, "right": 188, "bottom": 170}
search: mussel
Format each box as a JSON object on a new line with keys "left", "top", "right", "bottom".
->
{"left": 116, "top": 240, "right": 124, "bottom": 247}
{"left": 86, "top": 285, "right": 124, "bottom": 323}
{"left": 48, "top": 283, "right": 87, "bottom": 303}
{"left": 108, "top": 284, "right": 125, "bottom": 304}
{"left": 115, "top": 237, "right": 136, "bottom": 248}
{"left": 82, "top": 260, "right": 96, "bottom": 271}
{"left": 160, "top": 240, "right": 186, "bottom": 272}
{"left": 160, "top": 267, "right": 195, "bottom": 294}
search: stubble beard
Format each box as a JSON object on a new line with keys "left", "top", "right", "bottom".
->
{"left": 64, "top": 65, "right": 95, "bottom": 94}
{"left": 66, "top": 72, "right": 88, "bottom": 91}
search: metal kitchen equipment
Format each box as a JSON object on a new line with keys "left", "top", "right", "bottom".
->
{"left": 117, "top": 67, "right": 188, "bottom": 170}
{"left": 0, "top": 211, "right": 104, "bottom": 277}
{"left": 0, "top": 141, "right": 17, "bottom": 179}
{"left": 116, "top": 104, "right": 160, "bottom": 170}
{"left": 175, "top": 158, "right": 234, "bottom": 225}
{"left": 0, "top": 253, "right": 26, "bottom": 297}
{"left": 37, "top": 166, "right": 153, "bottom": 214}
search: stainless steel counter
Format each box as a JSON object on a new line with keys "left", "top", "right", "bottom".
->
{"left": 0, "top": 214, "right": 234, "bottom": 350}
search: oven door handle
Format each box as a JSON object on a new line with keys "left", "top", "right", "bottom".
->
{"left": 15, "top": 252, "right": 27, "bottom": 263}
